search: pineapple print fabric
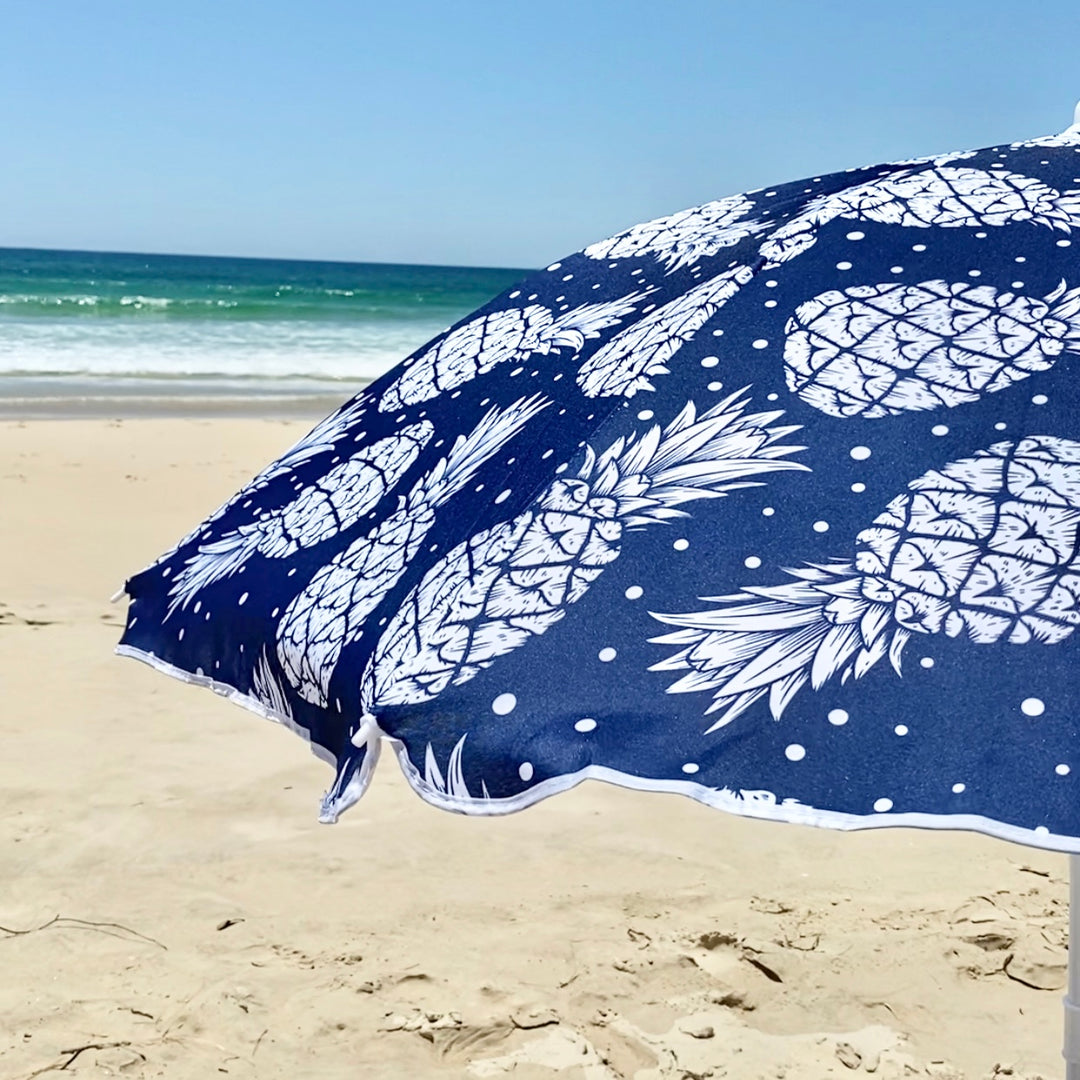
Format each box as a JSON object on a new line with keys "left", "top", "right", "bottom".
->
{"left": 118, "top": 119, "right": 1080, "bottom": 851}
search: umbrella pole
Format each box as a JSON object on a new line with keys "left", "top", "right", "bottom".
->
{"left": 1067, "top": 854, "right": 1080, "bottom": 1079}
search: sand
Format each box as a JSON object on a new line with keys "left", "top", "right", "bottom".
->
{"left": 0, "top": 415, "right": 1071, "bottom": 1080}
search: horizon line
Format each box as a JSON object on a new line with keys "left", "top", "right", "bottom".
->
{"left": 0, "top": 243, "right": 536, "bottom": 275}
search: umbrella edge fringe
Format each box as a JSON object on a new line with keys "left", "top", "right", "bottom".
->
{"left": 114, "top": 643, "right": 337, "bottom": 769}
{"left": 388, "top": 743, "right": 1080, "bottom": 855}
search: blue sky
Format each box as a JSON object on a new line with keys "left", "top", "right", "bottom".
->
{"left": 2, "top": 0, "right": 1077, "bottom": 268}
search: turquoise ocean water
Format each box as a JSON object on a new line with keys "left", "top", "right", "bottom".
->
{"left": 0, "top": 248, "right": 529, "bottom": 413}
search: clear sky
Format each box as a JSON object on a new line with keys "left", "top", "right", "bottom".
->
{"left": 2, "top": 0, "right": 1077, "bottom": 269}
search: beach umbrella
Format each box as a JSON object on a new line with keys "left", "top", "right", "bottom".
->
{"left": 118, "top": 104, "right": 1080, "bottom": 1069}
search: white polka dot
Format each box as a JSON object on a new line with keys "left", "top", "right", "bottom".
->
{"left": 712, "top": 328, "right": 724, "bottom": 336}
{"left": 873, "top": 798, "right": 893, "bottom": 813}
{"left": 952, "top": 783, "right": 966, "bottom": 794}
{"left": 764, "top": 299, "right": 777, "bottom": 308}
{"left": 846, "top": 231, "right": 865, "bottom": 241}
{"left": 1012, "top": 281, "right": 1025, "bottom": 289}
{"left": 177, "top": 628, "right": 185, "bottom": 641}
{"left": 494, "top": 489, "right": 512, "bottom": 504}
{"left": 1057, "top": 239, "right": 1072, "bottom": 248}
{"left": 1032, "top": 394, "right": 1048, "bottom": 405}
{"left": 1057, "top": 764, "right": 1071, "bottom": 776}
{"left": 813, "top": 520, "right": 829, "bottom": 533}
{"left": 994, "top": 422, "right": 1007, "bottom": 431}
{"left": 785, "top": 744, "right": 806, "bottom": 762}
{"left": 1015, "top": 256, "right": 1026, "bottom": 263}
{"left": 519, "top": 762, "right": 534, "bottom": 781}
{"left": 890, "top": 265, "right": 904, "bottom": 274}
{"left": 765, "top": 279, "right": 778, "bottom": 288}
{"left": 598, "top": 647, "right": 617, "bottom": 662}
{"left": 762, "top": 506, "right": 775, "bottom": 516}
{"left": 912, "top": 244, "right": 927, "bottom": 252}
{"left": 546, "top": 262, "right": 561, "bottom": 271}
{"left": 851, "top": 482, "right": 866, "bottom": 493}
{"left": 827, "top": 709, "right": 848, "bottom": 726}
{"left": 575, "top": 718, "right": 597, "bottom": 733}
{"left": 894, "top": 725, "right": 909, "bottom": 736}
{"left": 682, "top": 762, "right": 700, "bottom": 775}
{"left": 767, "top": 392, "right": 778, "bottom": 401}
{"left": 238, "top": 592, "right": 249, "bottom": 605}
{"left": 975, "top": 232, "right": 987, "bottom": 239}
{"left": 707, "top": 381, "right": 723, "bottom": 391}
{"left": 492, "top": 693, "right": 517, "bottom": 715}
{"left": 968, "top": 269, "right": 981, "bottom": 277}
{"left": 836, "top": 261, "right": 853, "bottom": 271}
{"left": 1022, "top": 697, "right": 1045, "bottom": 717}
{"left": 673, "top": 538, "right": 690, "bottom": 551}
{"left": 850, "top": 445, "right": 871, "bottom": 461}
{"left": 625, "top": 586, "right": 644, "bottom": 600}
{"left": 931, "top": 425, "right": 949, "bottom": 436}
{"left": 752, "top": 339, "right": 769, "bottom": 349}
{"left": 561, "top": 273, "right": 573, "bottom": 281}
{"left": 744, "top": 556, "right": 762, "bottom": 569}
{"left": 701, "top": 356, "right": 720, "bottom": 368}
{"left": 920, "top": 657, "right": 934, "bottom": 669}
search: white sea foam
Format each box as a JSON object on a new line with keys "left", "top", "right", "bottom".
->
{"left": 0, "top": 317, "right": 443, "bottom": 383}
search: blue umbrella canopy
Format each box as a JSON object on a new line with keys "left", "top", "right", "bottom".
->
{"left": 118, "top": 116, "right": 1080, "bottom": 854}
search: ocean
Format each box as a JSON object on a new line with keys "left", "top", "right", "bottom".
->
{"left": 0, "top": 248, "right": 529, "bottom": 415}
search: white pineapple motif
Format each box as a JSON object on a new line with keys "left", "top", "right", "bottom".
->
{"left": 784, "top": 279, "right": 1080, "bottom": 418}
{"left": 1011, "top": 127, "right": 1080, "bottom": 149}
{"left": 582, "top": 194, "right": 766, "bottom": 272}
{"left": 359, "top": 393, "right": 806, "bottom": 711}
{"left": 759, "top": 167, "right": 1080, "bottom": 265}
{"left": 652, "top": 435, "right": 1080, "bottom": 729}
{"left": 423, "top": 736, "right": 487, "bottom": 800}
{"left": 144, "top": 395, "right": 370, "bottom": 571}
{"left": 168, "top": 422, "right": 432, "bottom": 613}
{"left": 276, "top": 395, "right": 551, "bottom": 706}
{"left": 251, "top": 649, "right": 294, "bottom": 722}
{"left": 378, "top": 293, "right": 652, "bottom": 411}
{"left": 577, "top": 266, "right": 755, "bottom": 398}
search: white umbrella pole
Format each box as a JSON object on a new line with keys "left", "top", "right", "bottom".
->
{"left": 1066, "top": 854, "right": 1080, "bottom": 1079}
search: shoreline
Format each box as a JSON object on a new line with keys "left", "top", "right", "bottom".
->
{"left": 2, "top": 392, "right": 356, "bottom": 420}
{"left": 0, "top": 376, "right": 369, "bottom": 420}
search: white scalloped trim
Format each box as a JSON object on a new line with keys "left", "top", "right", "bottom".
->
{"left": 116, "top": 643, "right": 1080, "bottom": 854}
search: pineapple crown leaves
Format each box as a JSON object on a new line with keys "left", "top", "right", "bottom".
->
{"left": 251, "top": 649, "right": 294, "bottom": 723}
{"left": 582, "top": 195, "right": 766, "bottom": 274}
{"left": 577, "top": 390, "right": 806, "bottom": 528}
{"left": 422, "top": 735, "right": 487, "bottom": 801}
{"left": 1044, "top": 280, "right": 1080, "bottom": 343}
{"left": 405, "top": 394, "right": 551, "bottom": 512}
{"left": 538, "top": 290, "right": 658, "bottom": 352}
{"left": 650, "top": 561, "right": 909, "bottom": 730}
{"left": 576, "top": 267, "right": 756, "bottom": 399}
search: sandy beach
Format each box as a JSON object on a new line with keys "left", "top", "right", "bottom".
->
{"left": 0, "top": 414, "right": 1071, "bottom": 1080}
